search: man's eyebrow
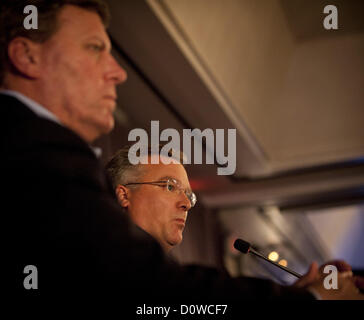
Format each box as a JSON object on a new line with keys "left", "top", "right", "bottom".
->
{"left": 158, "top": 176, "right": 176, "bottom": 182}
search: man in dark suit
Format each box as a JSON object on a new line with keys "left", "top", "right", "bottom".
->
{"left": 2, "top": 0, "right": 362, "bottom": 304}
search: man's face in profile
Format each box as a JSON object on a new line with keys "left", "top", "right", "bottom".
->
{"left": 38, "top": 5, "right": 127, "bottom": 141}
{"left": 118, "top": 157, "right": 193, "bottom": 252}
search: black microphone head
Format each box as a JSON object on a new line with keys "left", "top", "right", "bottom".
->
{"left": 233, "top": 239, "right": 251, "bottom": 254}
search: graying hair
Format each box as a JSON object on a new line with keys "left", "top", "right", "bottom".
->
{"left": 105, "top": 144, "right": 185, "bottom": 190}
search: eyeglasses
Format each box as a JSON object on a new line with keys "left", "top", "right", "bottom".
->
{"left": 124, "top": 178, "right": 197, "bottom": 208}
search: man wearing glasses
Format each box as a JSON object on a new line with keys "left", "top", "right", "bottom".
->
{"left": 106, "top": 146, "right": 197, "bottom": 252}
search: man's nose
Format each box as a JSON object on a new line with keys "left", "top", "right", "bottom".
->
{"left": 178, "top": 192, "right": 191, "bottom": 212}
{"left": 107, "top": 55, "right": 127, "bottom": 85}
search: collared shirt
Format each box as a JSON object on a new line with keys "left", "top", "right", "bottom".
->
{"left": 0, "top": 89, "right": 62, "bottom": 124}
{"left": 0, "top": 89, "right": 102, "bottom": 157}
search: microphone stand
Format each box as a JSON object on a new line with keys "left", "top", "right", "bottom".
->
{"left": 249, "top": 247, "right": 302, "bottom": 278}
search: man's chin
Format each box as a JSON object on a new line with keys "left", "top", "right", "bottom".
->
{"left": 100, "top": 117, "right": 115, "bottom": 134}
{"left": 88, "top": 120, "right": 114, "bottom": 142}
{"left": 169, "top": 234, "right": 183, "bottom": 247}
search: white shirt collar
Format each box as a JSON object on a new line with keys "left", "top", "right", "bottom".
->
{"left": 1, "top": 89, "right": 102, "bottom": 158}
{"left": 0, "top": 89, "right": 61, "bottom": 125}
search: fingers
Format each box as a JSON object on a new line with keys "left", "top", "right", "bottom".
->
{"left": 336, "top": 272, "right": 364, "bottom": 300}
{"left": 294, "top": 261, "right": 319, "bottom": 288}
{"left": 339, "top": 276, "right": 364, "bottom": 300}
{"left": 294, "top": 260, "right": 363, "bottom": 299}
{"left": 340, "top": 270, "right": 353, "bottom": 278}
{"left": 308, "top": 272, "right": 364, "bottom": 300}
{"left": 319, "top": 260, "right": 352, "bottom": 273}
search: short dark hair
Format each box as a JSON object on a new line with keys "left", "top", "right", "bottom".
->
{"left": 0, "top": 0, "right": 110, "bottom": 85}
{"left": 105, "top": 144, "right": 185, "bottom": 191}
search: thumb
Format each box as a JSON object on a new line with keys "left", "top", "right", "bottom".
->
{"left": 294, "top": 261, "right": 319, "bottom": 288}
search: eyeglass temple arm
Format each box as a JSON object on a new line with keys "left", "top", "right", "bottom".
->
{"left": 124, "top": 181, "right": 168, "bottom": 186}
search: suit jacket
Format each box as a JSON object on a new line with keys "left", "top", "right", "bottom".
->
{"left": 2, "top": 93, "right": 314, "bottom": 303}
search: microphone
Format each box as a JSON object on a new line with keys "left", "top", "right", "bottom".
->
{"left": 233, "top": 238, "right": 302, "bottom": 278}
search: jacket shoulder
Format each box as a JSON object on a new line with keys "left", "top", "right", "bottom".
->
{"left": 1, "top": 94, "right": 95, "bottom": 157}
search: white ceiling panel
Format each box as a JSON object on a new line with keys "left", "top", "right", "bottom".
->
{"left": 147, "top": 0, "right": 364, "bottom": 176}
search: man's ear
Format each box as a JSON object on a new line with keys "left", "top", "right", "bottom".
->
{"left": 7, "top": 37, "right": 42, "bottom": 79}
{"left": 115, "top": 185, "right": 130, "bottom": 208}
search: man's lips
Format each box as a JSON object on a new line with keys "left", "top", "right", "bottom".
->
{"left": 174, "top": 218, "right": 186, "bottom": 225}
{"left": 103, "top": 95, "right": 117, "bottom": 112}
{"left": 104, "top": 95, "right": 117, "bottom": 100}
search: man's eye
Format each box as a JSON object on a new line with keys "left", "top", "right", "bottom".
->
{"left": 167, "top": 183, "right": 176, "bottom": 192}
{"left": 87, "top": 44, "right": 103, "bottom": 52}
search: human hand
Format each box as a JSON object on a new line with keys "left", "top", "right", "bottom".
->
{"left": 294, "top": 261, "right": 319, "bottom": 289}
{"left": 320, "top": 260, "right": 364, "bottom": 291}
{"left": 294, "top": 260, "right": 364, "bottom": 290}
{"left": 308, "top": 270, "right": 364, "bottom": 300}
